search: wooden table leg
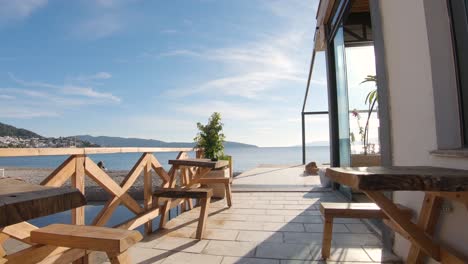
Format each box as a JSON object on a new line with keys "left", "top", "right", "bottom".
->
{"left": 364, "top": 191, "right": 467, "bottom": 263}
{"left": 107, "top": 251, "right": 131, "bottom": 264}
{"left": 196, "top": 196, "right": 211, "bottom": 239}
{"left": 321, "top": 215, "right": 333, "bottom": 259}
{"left": 407, "top": 193, "right": 443, "bottom": 263}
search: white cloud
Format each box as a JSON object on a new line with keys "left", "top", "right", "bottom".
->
{"left": 72, "top": 72, "right": 112, "bottom": 82}
{"left": 177, "top": 101, "right": 269, "bottom": 121}
{"left": 0, "top": 107, "right": 58, "bottom": 119}
{"left": 73, "top": 15, "right": 122, "bottom": 39}
{"left": 0, "top": 94, "right": 15, "bottom": 100}
{"left": 0, "top": 0, "right": 47, "bottom": 25}
{"left": 8, "top": 73, "right": 121, "bottom": 103}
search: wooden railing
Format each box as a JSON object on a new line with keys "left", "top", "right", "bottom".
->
{"left": 0, "top": 147, "right": 203, "bottom": 263}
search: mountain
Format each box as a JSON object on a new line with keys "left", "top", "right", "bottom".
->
{"left": 0, "top": 122, "right": 43, "bottom": 138}
{"left": 76, "top": 135, "right": 258, "bottom": 148}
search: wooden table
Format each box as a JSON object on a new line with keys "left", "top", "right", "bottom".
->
{"left": 326, "top": 166, "right": 468, "bottom": 264}
{"left": 168, "top": 158, "right": 229, "bottom": 187}
{"left": 0, "top": 178, "right": 86, "bottom": 227}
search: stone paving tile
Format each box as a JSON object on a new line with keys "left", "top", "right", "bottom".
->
{"left": 304, "top": 223, "right": 349, "bottom": 233}
{"left": 202, "top": 240, "right": 257, "bottom": 257}
{"left": 207, "top": 220, "right": 265, "bottom": 231}
{"left": 322, "top": 247, "right": 374, "bottom": 262}
{"left": 283, "top": 204, "right": 316, "bottom": 210}
{"left": 270, "top": 200, "right": 299, "bottom": 205}
{"left": 283, "top": 232, "right": 323, "bottom": 244}
{"left": 263, "top": 222, "right": 305, "bottom": 232}
{"left": 237, "top": 230, "right": 283, "bottom": 243}
{"left": 345, "top": 223, "right": 373, "bottom": 233}
{"left": 256, "top": 242, "right": 313, "bottom": 260}
{"left": 222, "top": 256, "right": 280, "bottom": 264}
{"left": 329, "top": 218, "right": 364, "bottom": 224}
{"left": 246, "top": 214, "right": 285, "bottom": 223}
{"left": 363, "top": 246, "right": 402, "bottom": 263}
{"left": 332, "top": 233, "right": 383, "bottom": 247}
{"left": 150, "top": 236, "right": 210, "bottom": 253}
{"left": 161, "top": 251, "right": 224, "bottom": 264}
{"left": 286, "top": 215, "right": 323, "bottom": 224}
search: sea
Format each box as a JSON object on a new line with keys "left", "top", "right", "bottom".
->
{"left": 0, "top": 146, "right": 330, "bottom": 172}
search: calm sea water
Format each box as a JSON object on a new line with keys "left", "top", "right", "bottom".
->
{"left": 0, "top": 146, "right": 329, "bottom": 172}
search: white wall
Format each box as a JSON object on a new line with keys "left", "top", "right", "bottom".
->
{"left": 378, "top": 0, "right": 468, "bottom": 262}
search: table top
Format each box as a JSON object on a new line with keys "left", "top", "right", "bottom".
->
{"left": 326, "top": 166, "right": 468, "bottom": 191}
{"left": 0, "top": 178, "right": 87, "bottom": 227}
{"left": 168, "top": 158, "right": 229, "bottom": 169}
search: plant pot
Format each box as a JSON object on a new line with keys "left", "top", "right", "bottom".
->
{"left": 203, "top": 167, "right": 230, "bottom": 198}
{"left": 351, "top": 154, "right": 381, "bottom": 167}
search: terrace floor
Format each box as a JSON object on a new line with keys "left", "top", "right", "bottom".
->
{"left": 97, "top": 191, "right": 400, "bottom": 264}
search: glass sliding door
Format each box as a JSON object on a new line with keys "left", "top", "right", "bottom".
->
{"left": 333, "top": 26, "right": 351, "bottom": 167}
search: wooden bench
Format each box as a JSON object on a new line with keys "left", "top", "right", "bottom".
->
{"left": 154, "top": 187, "right": 213, "bottom": 239}
{"left": 196, "top": 177, "right": 233, "bottom": 207}
{"left": 320, "top": 202, "right": 413, "bottom": 259}
{"left": 30, "top": 224, "right": 143, "bottom": 264}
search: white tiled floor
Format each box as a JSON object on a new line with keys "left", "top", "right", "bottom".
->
{"left": 110, "top": 191, "right": 401, "bottom": 264}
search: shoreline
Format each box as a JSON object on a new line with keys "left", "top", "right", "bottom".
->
{"left": 1, "top": 167, "right": 242, "bottom": 202}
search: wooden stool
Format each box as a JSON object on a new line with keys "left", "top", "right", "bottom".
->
{"left": 197, "top": 177, "right": 233, "bottom": 207}
{"left": 30, "top": 224, "right": 143, "bottom": 264}
{"left": 319, "top": 202, "right": 412, "bottom": 259}
{"left": 154, "top": 187, "right": 213, "bottom": 239}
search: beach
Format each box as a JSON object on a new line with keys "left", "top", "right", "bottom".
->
{"left": 2, "top": 167, "right": 166, "bottom": 201}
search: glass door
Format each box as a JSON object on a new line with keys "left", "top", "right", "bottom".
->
{"left": 333, "top": 26, "right": 351, "bottom": 167}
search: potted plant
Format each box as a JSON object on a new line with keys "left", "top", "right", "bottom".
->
{"left": 194, "top": 112, "right": 231, "bottom": 198}
{"left": 350, "top": 75, "right": 381, "bottom": 166}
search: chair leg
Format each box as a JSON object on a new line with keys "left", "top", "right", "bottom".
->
{"left": 225, "top": 182, "right": 232, "bottom": 207}
{"left": 107, "top": 250, "right": 131, "bottom": 264}
{"left": 322, "top": 215, "right": 333, "bottom": 259}
{"left": 160, "top": 199, "right": 171, "bottom": 229}
{"left": 196, "top": 197, "right": 211, "bottom": 239}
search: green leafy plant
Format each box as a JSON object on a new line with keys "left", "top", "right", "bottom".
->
{"left": 360, "top": 75, "right": 378, "bottom": 154}
{"left": 194, "top": 112, "right": 226, "bottom": 161}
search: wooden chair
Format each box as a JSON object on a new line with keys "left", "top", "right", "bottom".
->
{"left": 30, "top": 224, "right": 143, "bottom": 264}
{"left": 320, "top": 202, "right": 412, "bottom": 259}
{"left": 154, "top": 187, "right": 213, "bottom": 239}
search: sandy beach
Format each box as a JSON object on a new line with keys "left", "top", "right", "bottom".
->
{"left": 2, "top": 167, "right": 166, "bottom": 201}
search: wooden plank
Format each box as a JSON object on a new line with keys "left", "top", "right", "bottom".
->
{"left": 30, "top": 224, "right": 143, "bottom": 253}
{"left": 407, "top": 194, "right": 443, "bottom": 263}
{"left": 72, "top": 155, "right": 86, "bottom": 226}
{"left": 0, "top": 179, "right": 86, "bottom": 227}
{"left": 168, "top": 159, "right": 229, "bottom": 169}
{"left": 326, "top": 166, "right": 468, "bottom": 191}
{"left": 144, "top": 156, "right": 153, "bottom": 234}
{"left": 153, "top": 188, "right": 212, "bottom": 199}
{"left": 319, "top": 202, "right": 412, "bottom": 219}
{"left": 0, "top": 147, "right": 197, "bottom": 157}
{"left": 41, "top": 155, "right": 76, "bottom": 187}
{"left": 151, "top": 155, "right": 170, "bottom": 182}
{"left": 114, "top": 206, "right": 160, "bottom": 231}
{"left": 0, "top": 222, "right": 37, "bottom": 244}
{"left": 6, "top": 245, "right": 85, "bottom": 264}
{"left": 364, "top": 191, "right": 441, "bottom": 260}
{"left": 84, "top": 157, "right": 143, "bottom": 215}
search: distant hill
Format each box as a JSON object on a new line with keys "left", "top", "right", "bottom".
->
{"left": 76, "top": 135, "right": 258, "bottom": 148}
{"left": 0, "top": 122, "right": 43, "bottom": 138}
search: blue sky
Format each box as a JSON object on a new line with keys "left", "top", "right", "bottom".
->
{"left": 0, "top": 0, "right": 333, "bottom": 147}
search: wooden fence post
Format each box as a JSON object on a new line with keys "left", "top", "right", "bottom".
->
{"left": 144, "top": 154, "right": 153, "bottom": 234}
